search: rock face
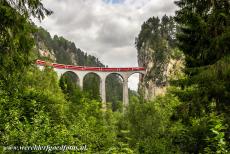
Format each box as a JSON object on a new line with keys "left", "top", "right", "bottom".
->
{"left": 138, "top": 46, "right": 167, "bottom": 100}
{"left": 138, "top": 47, "right": 184, "bottom": 100}
{"left": 136, "top": 16, "right": 183, "bottom": 100}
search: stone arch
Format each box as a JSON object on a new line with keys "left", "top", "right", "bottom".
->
{"left": 105, "top": 72, "right": 124, "bottom": 81}
{"left": 60, "top": 71, "right": 80, "bottom": 90}
{"left": 83, "top": 72, "right": 101, "bottom": 100}
{"left": 105, "top": 73, "right": 124, "bottom": 111}
{"left": 83, "top": 72, "right": 101, "bottom": 81}
{"left": 127, "top": 71, "right": 145, "bottom": 93}
{"left": 127, "top": 71, "right": 145, "bottom": 80}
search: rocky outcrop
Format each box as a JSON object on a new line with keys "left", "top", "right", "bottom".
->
{"left": 136, "top": 16, "right": 184, "bottom": 100}
{"left": 138, "top": 46, "right": 183, "bottom": 100}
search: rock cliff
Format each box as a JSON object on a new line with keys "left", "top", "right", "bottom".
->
{"left": 136, "top": 15, "right": 184, "bottom": 100}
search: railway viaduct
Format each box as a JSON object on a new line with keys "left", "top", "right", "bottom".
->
{"left": 36, "top": 60, "right": 146, "bottom": 109}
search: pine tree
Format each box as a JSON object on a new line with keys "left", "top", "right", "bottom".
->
{"left": 174, "top": 0, "right": 230, "bottom": 116}
{"left": 172, "top": 0, "right": 230, "bottom": 153}
{"left": 0, "top": 0, "right": 52, "bottom": 92}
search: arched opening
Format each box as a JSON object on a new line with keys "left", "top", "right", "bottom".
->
{"left": 59, "top": 71, "right": 80, "bottom": 100}
{"left": 128, "top": 72, "right": 145, "bottom": 99}
{"left": 83, "top": 72, "right": 101, "bottom": 101}
{"left": 105, "top": 73, "right": 123, "bottom": 112}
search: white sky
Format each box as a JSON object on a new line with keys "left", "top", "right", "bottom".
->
{"left": 34, "top": 0, "right": 177, "bottom": 90}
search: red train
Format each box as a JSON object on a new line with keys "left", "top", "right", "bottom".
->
{"left": 36, "top": 60, "right": 145, "bottom": 72}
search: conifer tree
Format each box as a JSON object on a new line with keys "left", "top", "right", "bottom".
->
{"left": 173, "top": 0, "right": 230, "bottom": 153}
{"left": 174, "top": 0, "right": 230, "bottom": 116}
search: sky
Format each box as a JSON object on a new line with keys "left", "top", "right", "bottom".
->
{"left": 34, "top": 0, "right": 177, "bottom": 90}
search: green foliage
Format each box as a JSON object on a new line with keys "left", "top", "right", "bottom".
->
{"left": 0, "top": 0, "right": 34, "bottom": 93}
{"left": 171, "top": 48, "right": 184, "bottom": 60}
{"left": 106, "top": 74, "right": 123, "bottom": 112}
{"left": 59, "top": 71, "right": 83, "bottom": 103}
{"left": 204, "top": 113, "right": 228, "bottom": 154}
{"left": 1, "top": 67, "right": 68, "bottom": 145}
{"left": 123, "top": 94, "right": 182, "bottom": 154}
{"left": 175, "top": 0, "right": 230, "bottom": 67}
{"left": 171, "top": 0, "right": 230, "bottom": 153}
{"left": 173, "top": 0, "right": 230, "bottom": 120}
{"left": 83, "top": 73, "right": 101, "bottom": 101}
{"left": 0, "top": 65, "right": 123, "bottom": 153}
